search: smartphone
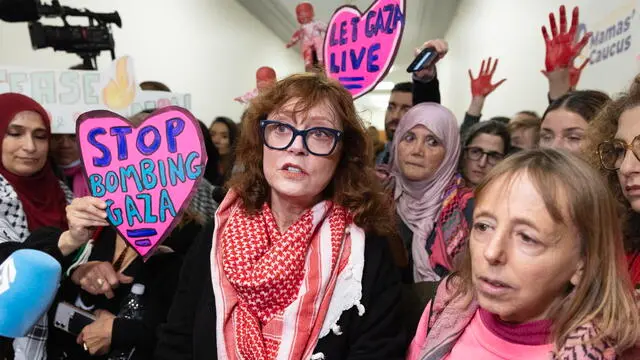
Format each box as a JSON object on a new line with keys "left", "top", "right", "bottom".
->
{"left": 53, "top": 302, "right": 96, "bottom": 336}
{"left": 406, "top": 47, "right": 438, "bottom": 73}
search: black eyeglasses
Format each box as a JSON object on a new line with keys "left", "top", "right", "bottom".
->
{"left": 598, "top": 135, "right": 640, "bottom": 171}
{"left": 260, "top": 120, "right": 343, "bottom": 156}
{"left": 464, "top": 147, "right": 504, "bottom": 165}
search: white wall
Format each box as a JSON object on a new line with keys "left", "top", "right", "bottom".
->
{"left": 0, "top": 0, "right": 303, "bottom": 125}
{"left": 438, "top": 0, "right": 640, "bottom": 121}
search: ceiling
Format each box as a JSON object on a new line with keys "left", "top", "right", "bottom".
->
{"left": 237, "top": 0, "right": 460, "bottom": 84}
{"left": 236, "top": 0, "right": 460, "bottom": 115}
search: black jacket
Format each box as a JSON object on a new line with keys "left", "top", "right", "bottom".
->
{"left": 33, "top": 227, "right": 183, "bottom": 360}
{"left": 155, "top": 220, "right": 406, "bottom": 359}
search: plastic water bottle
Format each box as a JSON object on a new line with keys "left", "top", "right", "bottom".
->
{"left": 107, "top": 283, "right": 145, "bottom": 360}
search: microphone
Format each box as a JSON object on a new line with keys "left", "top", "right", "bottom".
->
{"left": 0, "top": 0, "right": 40, "bottom": 22}
{"left": 0, "top": 249, "right": 61, "bottom": 338}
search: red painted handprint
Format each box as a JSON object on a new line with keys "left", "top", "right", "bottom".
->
{"left": 468, "top": 58, "right": 506, "bottom": 97}
{"left": 569, "top": 58, "right": 589, "bottom": 88}
{"left": 541, "top": 5, "right": 592, "bottom": 72}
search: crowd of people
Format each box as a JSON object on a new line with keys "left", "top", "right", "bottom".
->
{"left": 1, "top": 3, "right": 640, "bottom": 360}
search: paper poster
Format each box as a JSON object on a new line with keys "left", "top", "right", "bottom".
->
{"left": 323, "top": 0, "right": 405, "bottom": 99}
{"left": 76, "top": 107, "right": 207, "bottom": 259}
{"left": 0, "top": 57, "right": 191, "bottom": 134}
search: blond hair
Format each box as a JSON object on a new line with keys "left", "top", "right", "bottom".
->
{"left": 507, "top": 114, "right": 542, "bottom": 143}
{"left": 450, "top": 148, "right": 640, "bottom": 354}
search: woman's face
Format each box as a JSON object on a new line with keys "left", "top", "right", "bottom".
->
{"left": 2, "top": 111, "right": 49, "bottom": 176}
{"left": 462, "top": 133, "right": 505, "bottom": 187}
{"left": 263, "top": 98, "right": 342, "bottom": 208}
{"left": 615, "top": 106, "right": 640, "bottom": 212}
{"left": 397, "top": 125, "right": 445, "bottom": 182}
{"left": 210, "top": 122, "right": 231, "bottom": 155}
{"left": 50, "top": 134, "right": 79, "bottom": 166}
{"left": 539, "top": 109, "right": 588, "bottom": 153}
{"left": 470, "top": 172, "right": 583, "bottom": 323}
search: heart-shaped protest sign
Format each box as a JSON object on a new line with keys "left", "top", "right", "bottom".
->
{"left": 323, "top": 0, "right": 405, "bottom": 99}
{"left": 77, "top": 106, "right": 207, "bottom": 259}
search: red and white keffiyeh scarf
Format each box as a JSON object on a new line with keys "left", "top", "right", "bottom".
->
{"left": 210, "top": 190, "right": 365, "bottom": 360}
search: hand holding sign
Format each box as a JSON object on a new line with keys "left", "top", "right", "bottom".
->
{"left": 77, "top": 107, "right": 207, "bottom": 259}
{"left": 541, "top": 5, "right": 592, "bottom": 73}
{"left": 324, "top": 0, "right": 405, "bottom": 98}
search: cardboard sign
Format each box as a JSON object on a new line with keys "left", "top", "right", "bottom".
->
{"left": 0, "top": 57, "right": 191, "bottom": 134}
{"left": 77, "top": 106, "right": 207, "bottom": 259}
{"left": 323, "top": 0, "right": 405, "bottom": 99}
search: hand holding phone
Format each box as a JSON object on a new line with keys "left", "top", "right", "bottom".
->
{"left": 53, "top": 302, "right": 96, "bottom": 336}
{"left": 406, "top": 47, "right": 438, "bottom": 73}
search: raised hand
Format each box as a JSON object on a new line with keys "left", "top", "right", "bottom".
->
{"left": 468, "top": 58, "right": 507, "bottom": 97}
{"left": 569, "top": 57, "right": 589, "bottom": 88}
{"left": 541, "top": 5, "right": 592, "bottom": 72}
{"left": 413, "top": 39, "right": 449, "bottom": 79}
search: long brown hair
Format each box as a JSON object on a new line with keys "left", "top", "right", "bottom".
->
{"left": 585, "top": 74, "right": 640, "bottom": 252}
{"left": 449, "top": 149, "right": 640, "bottom": 354}
{"left": 228, "top": 72, "right": 396, "bottom": 239}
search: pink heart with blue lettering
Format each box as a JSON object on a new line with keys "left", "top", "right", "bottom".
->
{"left": 76, "top": 106, "right": 207, "bottom": 259}
{"left": 323, "top": 0, "right": 405, "bottom": 99}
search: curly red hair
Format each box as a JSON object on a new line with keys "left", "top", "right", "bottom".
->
{"left": 227, "top": 72, "right": 396, "bottom": 240}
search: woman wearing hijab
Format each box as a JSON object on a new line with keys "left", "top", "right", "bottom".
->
{"left": 0, "top": 93, "right": 102, "bottom": 360}
{"left": 385, "top": 103, "right": 474, "bottom": 283}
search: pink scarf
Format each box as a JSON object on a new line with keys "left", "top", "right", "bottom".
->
{"left": 411, "top": 280, "right": 631, "bottom": 360}
{"left": 387, "top": 103, "right": 460, "bottom": 282}
{"left": 62, "top": 161, "right": 90, "bottom": 198}
{"left": 210, "top": 190, "right": 358, "bottom": 360}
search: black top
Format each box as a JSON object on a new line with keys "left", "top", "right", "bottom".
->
{"left": 155, "top": 220, "right": 406, "bottom": 360}
{"left": 412, "top": 75, "right": 441, "bottom": 106}
{"left": 34, "top": 226, "right": 183, "bottom": 360}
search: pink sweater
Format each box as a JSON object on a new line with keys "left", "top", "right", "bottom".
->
{"left": 408, "top": 303, "right": 554, "bottom": 360}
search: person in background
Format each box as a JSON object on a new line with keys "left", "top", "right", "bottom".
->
{"left": 586, "top": 74, "right": 640, "bottom": 286}
{"left": 378, "top": 82, "right": 413, "bottom": 165}
{"left": 408, "top": 149, "right": 640, "bottom": 360}
{"left": 384, "top": 102, "right": 473, "bottom": 283}
{"left": 50, "top": 133, "right": 90, "bottom": 197}
{"left": 368, "top": 125, "right": 385, "bottom": 160}
{"left": 39, "top": 198, "right": 183, "bottom": 359}
{"left": 155, "top": 72, "right": 405, "bottom": 359}
{"left": 209, "top": 116, "right": 238, "bottom": 183}
{"left": 539, "top": 90, "right": 610, "bottom": 153}
{"left": 197, "top": 121, "right": 222, "bottom": 186}
{"left": 508, "top": 111, "right": 541, "bottom": 150}
{"left": 460, "top": 120, "right": 510, "bottom": 188}
{"left": 0, "top": 93, "right": 94, "bottom": 359}
{"left": 378, "top": 39, "right": 446, "bottom": 166}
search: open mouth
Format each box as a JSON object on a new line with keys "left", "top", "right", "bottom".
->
{"left": 281, "top": 163, "right": 307, "bottom": 175}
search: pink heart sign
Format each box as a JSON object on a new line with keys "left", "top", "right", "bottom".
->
{"left": 77, "top": 106, "right": 207, "bottom": 259}
{"left": 323, "top": 0, "right": 405, "bottom": 99}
